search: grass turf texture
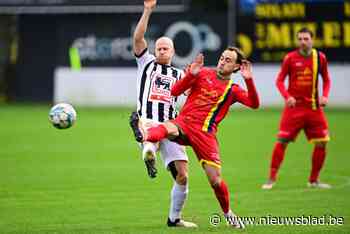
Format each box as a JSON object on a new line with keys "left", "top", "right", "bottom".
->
{"left": 0, "top": 105, "right": 349, "bottom": 234}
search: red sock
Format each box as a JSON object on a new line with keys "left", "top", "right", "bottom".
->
{"left": 269, "top": 142, "right": 287, "bottom": 181}
{"left": 212, "top": 180, "right": 230, "bottom": 214}
{"left": 145, "top": 125, "right": 168, "bottom": 142}
{"left": 309, "top": 146, "right": 326, "bottom": 183}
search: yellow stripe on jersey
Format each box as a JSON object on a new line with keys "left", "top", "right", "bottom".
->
{"left": 202, "top": 79, "right": 233, "bottom": 132}
{"left": 311, "top": 49, "right": 318, "bottom": 110}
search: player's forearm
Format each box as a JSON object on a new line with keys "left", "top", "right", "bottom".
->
{"left": 171, "top": 73, "right": 196, "bottom": 96}
{"left": 322, "top": 74, "right": 331, "bottom": 98}
{"left": 133, "top": 8, "right": 152, "bottom": 49}
{"left": 276, "top": 78, "right": 291, "bottom": 100}
{"left": 244, "top": 78, "right": 260, "bottom": 109}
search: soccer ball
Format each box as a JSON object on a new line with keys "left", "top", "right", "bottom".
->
{"left": 49, "top": 103, "right": 77, "bottom": 129}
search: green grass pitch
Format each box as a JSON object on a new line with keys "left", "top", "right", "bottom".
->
{"left": 0, "top": 105, "right": 349, "bottom": 234}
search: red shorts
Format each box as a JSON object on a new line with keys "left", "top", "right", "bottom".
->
{"left": 278, "top": 106, "right": 330, "bottom": 143}
{"left": 170, "top": 116, "right": 221, "bottom": 168}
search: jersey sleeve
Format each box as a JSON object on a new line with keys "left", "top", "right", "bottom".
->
{"left": 276, "top": 54, "right": 291, "bottom": 100}
{"left": 231, "top": 78, "right": 259, "bottom": 109}
{"left": 319, "top": 52, "right": 331, "bottom": 98}
{"left": 171, "top": 69, "right": 202, "bottom": 97}
{"left": 135, "top": 48, "right": 155, "bottom": 70}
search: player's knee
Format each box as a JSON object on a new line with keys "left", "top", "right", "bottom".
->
{"left": 315, "top": 141, "right": 327, "bottom": 148}
{"left": 176, "top": 172, "right": 188, "bottom": 185}
{"left": 164, "top": 121, "right": 179, "bottom": 138}
{"left": 208, "top": 176, "right": 221, "bottom": 188}
{"left": 210, "top": 178, "right": 221, "bottom": 188}
{"left": 277, "top": 138, "right": 290, "bottom": 146}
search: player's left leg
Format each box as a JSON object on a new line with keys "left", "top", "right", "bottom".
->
{"left": 305, "top": 109, "right": 331, "bottom": 188}
{"left": 202, "top": 163, "right": 245, "bottom": 229}
{"left": 308, "top": 141, "right": 331, "bottom": 188}
{"left": 167, "top": 161, "right": 197, "bottom": 228}
{"left": 159, "top": 140, "right": 197, "bottom": 228}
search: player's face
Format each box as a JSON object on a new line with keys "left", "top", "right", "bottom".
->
{"left": 297, "top": 32, "right": 313, "bottom": 51}
{"left": 155, "top": 38, "right": 174, "bottom": 65}
{"left": 216, "top": 50, "right": 240, "bottom": 76}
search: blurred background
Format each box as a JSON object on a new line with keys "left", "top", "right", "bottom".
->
{"left": 0, "top": 0, "right": 348, "bottom": 107}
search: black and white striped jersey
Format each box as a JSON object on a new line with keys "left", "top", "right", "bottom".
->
{"left": 135, "top": 49, "right": 183, "bottom": 122}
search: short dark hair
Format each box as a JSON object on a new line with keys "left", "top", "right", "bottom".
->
{"left": 225, "top": 46, "right": 246, "bottom": 65}
{"left": 297, "top": 27, "right": 314, "bottom": 38}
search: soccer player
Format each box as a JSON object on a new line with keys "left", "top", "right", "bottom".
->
{"left": 130, "top": 47, "right": 260, "bottom": 228}
{"left": 262, "top": 27, "right": 331, "bottom": 190}
{"left": 129, "top": 0, "right": 197, "bottom": 228}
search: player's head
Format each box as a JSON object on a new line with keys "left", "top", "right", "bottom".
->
{"left": 155, "top": 36, "right": 175, "bottom": 65}
{"left": 297, "top": 27, "right": 313, "bottom": 52}
{"left": 217, "top": 46, "right": 245, "bottom": 76}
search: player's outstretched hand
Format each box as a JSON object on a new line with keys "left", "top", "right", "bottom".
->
{"left": 320, "top": 96, "right": 328, "bottom": 107}
{"left": 190, "top": 53, "right": 204, "bottom": 76}
{"left": 144, "top": 0, "right": 157, "bottom": 10}
{"left": 240, "top": 60, "right": 253, "bottom": 79}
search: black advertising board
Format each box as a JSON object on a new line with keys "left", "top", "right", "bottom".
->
{"left": 56, "top": 13, "right": 227, "bottom": 67}
{"left": 237, "top": 0, "right": 350, "bottom": 62}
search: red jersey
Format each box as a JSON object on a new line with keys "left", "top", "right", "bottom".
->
{"left": 276, "top": 49, "right": 331, "bottom": 109}
{"left": 171, "top": 67, "right": 259, "bottom": 134}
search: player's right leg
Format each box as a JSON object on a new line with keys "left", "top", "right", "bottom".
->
{"left": 262, "top": 107, "right": 302, "bottom": 189}
{"left": 141, "top": 141, "right": 158, "bottom": 178}
{"left": 129, "top": 111, "right": 179, "bottom": 143}
{"left": 130, "top": 112, "right": 160, "bottom": 178}
{"left": 262, "top": 139, "right": 289, "bottom": 190}
{"left": 129, "top": 111, "right": 145, "bottom": 142}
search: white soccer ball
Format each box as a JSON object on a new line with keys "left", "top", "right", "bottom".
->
{"left": 49, "top": 103, "right": 77, "bottom": 129}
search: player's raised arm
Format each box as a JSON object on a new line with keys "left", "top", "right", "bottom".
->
{"left": 171, "top": 54, "right": 204, "bottom": 96}
{"left": 233, "top": 60, "right": 259, "bottom": 109}
{"left": 133, "top": 0, "right": 157, "bottom": 56}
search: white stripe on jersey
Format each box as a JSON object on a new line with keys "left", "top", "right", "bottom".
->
{"left": 135, "top": 49, "right": 183, "bottom": 122}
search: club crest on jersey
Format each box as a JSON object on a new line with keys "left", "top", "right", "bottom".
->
{"left": 205, "top": 76, "right": 213, "bottom": 85}
{"left": 149, "top": 73, "right": 176, "bottom": 103}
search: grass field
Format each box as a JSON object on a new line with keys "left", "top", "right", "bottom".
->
{"left": 0, "top": 105, "right": 349, "bottom": 234}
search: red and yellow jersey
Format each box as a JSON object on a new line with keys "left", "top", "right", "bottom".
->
{"left": 276, "top": 49, "right": 331, "bottom": 109}
{"left": 171, "top": 67, "right": 259, "bottom": 134}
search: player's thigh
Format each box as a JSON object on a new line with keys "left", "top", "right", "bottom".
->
{"left": 202, "top": 162, "right": 222, "bottom": 186}
{"left": 304, "top": 109, "right": 330, "bottom": 142}
{"left": 278, "top": 107, "right": 304, "bottom": 141}
{"left": 189, "top": 132, "right": 221, "bottom": 169}
{"left": 159, "top": 139, "right": 188, "bottom": 168}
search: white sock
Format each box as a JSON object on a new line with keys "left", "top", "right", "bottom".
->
{"left": 169, "top": 182, "right": 188, "bottom": 222}
{"left": 142, "top": 142, "right": 157, "bottom": 160}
